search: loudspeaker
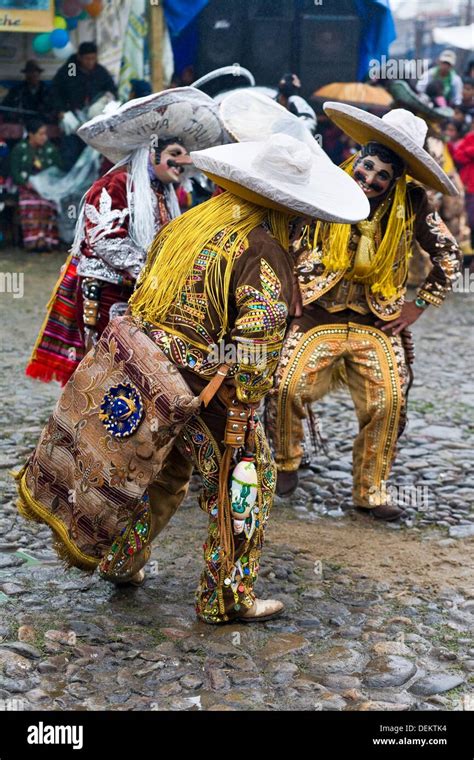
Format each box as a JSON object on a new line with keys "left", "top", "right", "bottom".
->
{"left": 248, "top": 0, "right": 295, "bottom": 19}
{"left": 197, "top": 0, "right": 246, "bottom": 76}
{"left": 298, "top": 14, "right": 361, "bottom": 97}
{"left": 243, "top": 18, "right": 295, "bottom": 86}
{"left": 301, "top": 0, "right": 356, "bottom": 13}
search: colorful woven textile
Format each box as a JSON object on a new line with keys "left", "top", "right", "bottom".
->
{"left": 18, "top": 186, "right": 59, "bottom": 251}
{"left": 16, "top": 316, "right": 199, "bottom": 572}
{"left": 26, "top": 254, "right": 84, "bottom": 386}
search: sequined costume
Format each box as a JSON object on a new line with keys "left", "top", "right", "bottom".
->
{"left": 267, "top": 183, "right": 462, "bottom": 508}
{"left": 26, "top": 169, "right": 176, "bottom": 385}
{"left": 136, "top": 223, "right": 294, "bottom": 622}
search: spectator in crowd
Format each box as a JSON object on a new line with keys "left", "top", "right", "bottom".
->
{"left": 129, "top": 79, "right": 152, "bottom": 100}
{"left": 443, "top": 119, "right": 462, "bottom": 144}
{"left": 170, "top": 66, "right": 196, "bottom": 88}
{"left": 1, "top": 60, "right": 52, "bottom": 123}
{"left": 425, "top": 80, "right": 448, "bottom": 108}
{"left": 276, "top": 72, "right": 317, "bottom": 134}
{"left": 453, "top": 106, "right": 471, "bottom": 136}
{"left": 461, "top": 77, "right": 474, "bottom": 119}
{"left": 417, "top": 50, "right": 463, "bottom": 107}
{"left": 50, "top": 41, "right": 117, "bottom": 119}
{"left": 9, "top": 118, "right": 60, "bottom": 251}
{"left": 449, "top": 121, "right": 474, "bottom": 254}
{"left": 51, "top": 41, "right": 117, "bottom": 171}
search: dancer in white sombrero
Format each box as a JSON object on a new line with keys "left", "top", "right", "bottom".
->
{"left": 268, "top": 103, "right": 463, "bottom": 520}
{"left": 16, "top": 132, "right": 370, "bottom": 624}
{"left": 26, "top": 87, "right": 227, "bottom": 386}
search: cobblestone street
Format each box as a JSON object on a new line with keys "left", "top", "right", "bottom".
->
{"left": 0, "top": 249, "right": 473, "bottom": 712}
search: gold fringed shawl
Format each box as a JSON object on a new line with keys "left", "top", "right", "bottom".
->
{"left": 129, "top": 191, "right": 291, "bottom": 340}
{"left": 313, "top": 156, "right": 415, "bottom": 300}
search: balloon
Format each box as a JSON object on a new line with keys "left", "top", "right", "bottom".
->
{"left": 86, "top": 0, "right": 103, "bottom": 18}
{"left": 54, "top": 15, "right": 67, "bottom": 29}
{"left": 66, "top": 16, "right": 79, "bottom": 29}
{"left": 62, "top": 0, "right": 82, "bottom": 17}
{"left": 32, "top": 33, "right": 52, "bottom": 55}
{"left": 52, "top": 41, "right": 76, "bottom": 61}
{"left": 50, "top": 29, "right": 69, "bottom": 48}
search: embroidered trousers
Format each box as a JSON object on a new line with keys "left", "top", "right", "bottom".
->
{"left": 100, "top": 386, "right": 276, "bottom": 625}
{"left": 267, "top": 309, "right": 410, "bottom": 508}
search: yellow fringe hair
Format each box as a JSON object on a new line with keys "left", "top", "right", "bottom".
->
{"left": 130, "top": 191, "right": 291, "bottom": 339}
{"left": 314, "top": 155, "right": 415, "bottom": 300}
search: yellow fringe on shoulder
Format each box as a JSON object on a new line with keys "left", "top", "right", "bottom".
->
{"left": 130, "top": 191, "right": 291, "bottom": 339}
{"left": 13, "top": 467, "right": 98, "bottom": 572}
{"left": 314, "top": 156, "right": 415, "bottom": 300}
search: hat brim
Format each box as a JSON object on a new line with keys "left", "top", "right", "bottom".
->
{"left": 323, "top": 101, "right": 458, "bottom": 196}
{"left": 387, "top": 81, "right": 454, "bottom": 122}
{"left": 190, "top": 141, "right": 370, "bottom": 223}
{"left": 77, "top": 86, "right": 228, "bottom": 164}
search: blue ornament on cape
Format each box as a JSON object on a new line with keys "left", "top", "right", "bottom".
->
{"left": 99, "top": 383, "right": 144, "bottom": 438}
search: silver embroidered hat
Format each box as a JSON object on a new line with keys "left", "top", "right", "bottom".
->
{"left": 77, "top": 86, "right": 228, "bottom": 164}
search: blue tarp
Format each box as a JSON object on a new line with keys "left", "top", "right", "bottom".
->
{"left": 163, "top": 0, "right": 210, "bottom": 38}
{"left": 354, "top": 0, "right": 397, "bottom": 81}
{"left": 171, "top": 17, "right": 199, "bottom": 78}
{"left": 164, "top": 0, "right": 396, "bottom": 83}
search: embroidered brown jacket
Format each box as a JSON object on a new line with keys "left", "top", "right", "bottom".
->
{"left": 146, "top": 225, "right": 294, "bottom": 404}
{"left": 296, "top": 183, "right": 462, "bottom": 321}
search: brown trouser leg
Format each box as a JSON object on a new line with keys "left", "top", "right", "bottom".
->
{"left": 99, "top": 443, "right": 194, "bottom": 583}
{"left": 101, "top": 385, "right": 276, "bottom": 624}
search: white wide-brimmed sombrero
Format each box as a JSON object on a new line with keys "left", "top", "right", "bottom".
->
{"left": 77, "top": 86, "right": 228, "bottom": 164}
{"left": 219, "top": 88, "right": 317, "bottom": 152}
{"left": 190, "top": 132, "right": 370, "bottom": 223}
{"left": 323, "top": 102, "right": 458, "bottom": 196}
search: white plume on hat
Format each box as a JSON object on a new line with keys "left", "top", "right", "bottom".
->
{"left": 191, "top": 132, "right": 370, "bottom": 223}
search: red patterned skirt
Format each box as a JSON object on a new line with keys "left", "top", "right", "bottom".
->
{"left": 18, "top": 186, "right": 59, "bottom": 251}
{"left": 26, "top": 254, "right": 85, "bottom": 385}
{"left": 27, "top": 255, "right": 134, "bottom": 387}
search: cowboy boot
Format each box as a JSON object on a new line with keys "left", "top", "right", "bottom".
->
{"left": 112, "top": 568, "right": 146, "bottom": 586}
{"left": 236, "top": 598, "right": 285, "bottom": 623}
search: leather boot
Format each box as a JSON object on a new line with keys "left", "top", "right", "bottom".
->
{"left": 356, "top": 504, "right": 405, "bottom": 521}
{"left": 276, "top": 470, "right": 299, "bottom": 496}
{"left": 236, "top": 598, "right": 284, "bottom": 623}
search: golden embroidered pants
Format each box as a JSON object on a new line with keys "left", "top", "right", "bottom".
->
{"left": 100, "top": 389, "right": 276, "bottom": 625}
{"left": 268, "top": 315, "right": 409, "bottom": 508}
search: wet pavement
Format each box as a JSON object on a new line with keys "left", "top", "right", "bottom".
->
{"left": 0, "top": 249, "right": 472, "bottom": 711}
